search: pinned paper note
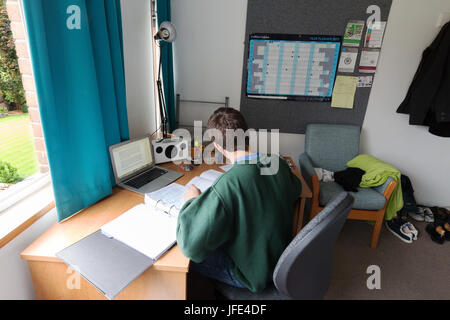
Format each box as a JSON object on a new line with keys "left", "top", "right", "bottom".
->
{"left": 365, "top": 21, "right": 387, "bottom": 48}
{"left": 343, "top": 20, "right": 365, "bottom": 47}
{"left": 357, "top": 76, "right": 373, "bottom": 88}
{"left": 338, "top": 47, "right": 358, "bottom": 73}
{"left": 331, "top": 76, "right": 358, "bottom": 109}
{"left": 359, "top": 48, "right": 380, "bottom": 73}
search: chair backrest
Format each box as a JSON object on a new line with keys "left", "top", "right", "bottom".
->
{"left": 273, "top": 192, "right": 354, "bottom": 300}
{"left": 305, "top": 124, "right": 361, "bottom": 172}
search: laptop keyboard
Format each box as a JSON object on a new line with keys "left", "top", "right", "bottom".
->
{"left": 124, "top": 167, "right": 167, "bottom": 189}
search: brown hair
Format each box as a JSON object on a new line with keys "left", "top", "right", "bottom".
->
{"left": 207, "top": 107, "right": 250, "bottom": 152}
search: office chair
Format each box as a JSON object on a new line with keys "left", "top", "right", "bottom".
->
{"left": 214, "top": 192, "right": 354, "bottom": 300}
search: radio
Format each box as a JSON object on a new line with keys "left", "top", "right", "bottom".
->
{"left": 152, "top": 137, "right": 190, "bottom": 164}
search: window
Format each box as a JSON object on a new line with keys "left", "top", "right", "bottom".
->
{"left": 0, "top": 0, "right": 53, "bottom": 248}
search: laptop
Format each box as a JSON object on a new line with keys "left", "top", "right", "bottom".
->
{"left": 109, "top": 135, "right": 183, "bottom": 194}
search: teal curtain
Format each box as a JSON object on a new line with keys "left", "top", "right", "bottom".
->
{"left": 22, "top": 0, "right": 129, "bottom": 222}
{"left": 156, "top": 0, "right": 176, "bottom": 132}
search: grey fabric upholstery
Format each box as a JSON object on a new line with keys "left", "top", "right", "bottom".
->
{"left": 305, "top": 124, "right": 360, "bottom": 172}
{"left": 299, "top": 153, "right": 315, "bottom": 192}
{"left": 215, "top": 192, "right": 354, "bottom": 300}
{"left": 319, "top": 182, "right": 385, "bottom": 210}
{"left": 373, "top": 176, "right": 395, "bottom": 195}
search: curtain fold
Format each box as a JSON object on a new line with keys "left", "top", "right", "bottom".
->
{"left": 22, "top": 0, "right": 129, "bottom": 221}
{"left": 156, "top": 0, "right": 176, "bottom": 132}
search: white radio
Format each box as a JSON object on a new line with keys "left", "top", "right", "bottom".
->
{"left": 152, "top": 137, "right": 190, "bottom": 164}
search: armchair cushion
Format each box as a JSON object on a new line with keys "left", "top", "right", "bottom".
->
{"left": 373, "top": 177, "right": 395, "bottom": 195}
{"left": 319, "top": 181, "right": 386, "bottom": 210}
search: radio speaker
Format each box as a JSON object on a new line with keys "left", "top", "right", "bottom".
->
{"left": 152, "top": 138, "right": 189, "bottom": 164}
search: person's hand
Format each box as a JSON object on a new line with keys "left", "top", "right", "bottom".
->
{"left": 184, "top": 185, "right": 201, "bottom": 201}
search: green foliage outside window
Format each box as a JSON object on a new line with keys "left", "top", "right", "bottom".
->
{"left": 0, "top": 0, "right": 26, "bottom": 112}
{"left": 0, "top": 160, "right": 22, "bottom": 184}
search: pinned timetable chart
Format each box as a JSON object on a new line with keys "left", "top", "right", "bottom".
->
{"left": 246, "top": 34, "right": 342, "bottom": 102}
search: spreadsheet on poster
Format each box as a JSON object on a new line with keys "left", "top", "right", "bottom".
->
{"left": 246, "top": 34, "right": 342, "bottom": 102}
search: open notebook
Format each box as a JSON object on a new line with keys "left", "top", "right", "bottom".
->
{"left": 144, "top": 169, "right": 223, "bottom": 217}
{"left": 56, "top": 203, "right": 177, "bottom": 300}
{"left": 101, "top": 203, "right": 177, "bottom": 260}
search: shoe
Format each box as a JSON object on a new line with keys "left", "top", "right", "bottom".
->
{"left": 443, "top": 221, "right": 450, "bottom": 241}
{"left": 426, "top": 223, "right": 445, "bottom": 244}
{"left": 421, "top": 207, "right": 434, "bottom": 223}
{"left": 386, "top": 219, "right": 413, "bottom": 243}
{"left": 408, "top": 207, "right": 425, "bottom": 222}
{"left": 400, "top": 223, "right": 415, "bottom": 241}
{"left": 404, "top": 222, "right": 418, "bottom": 240}
{"left": 431, "top": 207, "right": 450, "bottom": 225}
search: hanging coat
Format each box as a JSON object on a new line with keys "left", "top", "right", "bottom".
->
{"left": 397, "top": 21, "right": 450, "bottom": 137}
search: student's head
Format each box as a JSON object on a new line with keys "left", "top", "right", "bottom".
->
{"left": 207, "top": 107, "right": 250, "bottom": 157}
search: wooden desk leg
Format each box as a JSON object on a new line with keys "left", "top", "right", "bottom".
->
{"left": 296, "top": 198, "right": 306, "bottom": 235}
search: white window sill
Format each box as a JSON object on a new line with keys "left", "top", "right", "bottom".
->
{"left": 0, "top": 174, "right": 54, "bottom": 249}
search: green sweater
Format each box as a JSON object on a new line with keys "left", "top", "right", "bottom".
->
{"left": 176, "top": 155, "right": 302, "bottom": 292}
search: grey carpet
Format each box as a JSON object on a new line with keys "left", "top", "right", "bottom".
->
{"left": 325, "top": 220, "right": 450, "bottom": 300}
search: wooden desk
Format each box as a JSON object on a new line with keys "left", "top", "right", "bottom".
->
{"left": 21, "top": 157, "right": 311, "bottom": 300}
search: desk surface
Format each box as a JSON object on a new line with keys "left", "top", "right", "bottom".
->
{"left": 21, "top": 157, "right": 311, "bottom": 273}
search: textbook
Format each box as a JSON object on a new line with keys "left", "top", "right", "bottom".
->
{"left": 144, "top": 169, "right": 224, "bottom": 216}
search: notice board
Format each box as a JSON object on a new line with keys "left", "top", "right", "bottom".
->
{"left": 240, "top": 0, "right": 393, "bottom": 134}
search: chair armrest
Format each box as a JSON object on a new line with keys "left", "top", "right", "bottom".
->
{"left": 299, "top": 153, "right": 315, "bottom": 190}
{"left": 373, "top": 177, "right": 397, "bottom": 198}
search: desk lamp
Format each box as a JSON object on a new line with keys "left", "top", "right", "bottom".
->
{"left": 154, "top": 21, "right": 177, "bottom": 139}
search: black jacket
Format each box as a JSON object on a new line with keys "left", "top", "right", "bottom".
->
{"left": 397, "top": 21, "right": 450, "bottom": 137}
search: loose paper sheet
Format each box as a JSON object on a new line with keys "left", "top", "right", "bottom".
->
{"left": 331, "top": 76, "right": 358, "bottom": 109}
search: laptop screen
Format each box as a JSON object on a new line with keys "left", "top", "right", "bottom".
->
{"left": 111, "top": 137, "right": 153, "bottom": 180}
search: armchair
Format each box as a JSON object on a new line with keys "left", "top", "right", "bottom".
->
{"left": 299, "top": 124, "right": 397, "bottom": 248}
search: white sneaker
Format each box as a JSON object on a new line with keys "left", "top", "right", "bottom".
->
{"left": 421, "top": 207, "right": 434, "bottom": 223}
{"left": 399, "top": 223, "right": 415, "bottom": 241}
{"left": 404, "top": 222, "right": 418, "bottom": 240}
{"left": 408, "top": 207, "right": 425, "bottom": 222}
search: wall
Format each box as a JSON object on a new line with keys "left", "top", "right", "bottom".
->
{"left": 121, "top": 0, "right": 157, "bottom": 138}
{"left": 0, "top": 210, "right": 57, "bottom": 299}
{"left": 171, "top": 0, "right": 450, "bottom": 206}
{"left": 361, "top": 0, "right": 450, "bottom": 205}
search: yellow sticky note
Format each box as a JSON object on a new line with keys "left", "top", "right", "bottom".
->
{"left": 331, "top": 76, "right": 358, "bottom": 109}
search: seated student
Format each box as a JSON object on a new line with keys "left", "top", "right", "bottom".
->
{"left": 176, "top": 107, "right": 302, "bottom": 292}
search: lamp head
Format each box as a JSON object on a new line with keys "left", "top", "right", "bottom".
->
{"left": 155, "top": 21, "right": 177, "bottom": 43}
